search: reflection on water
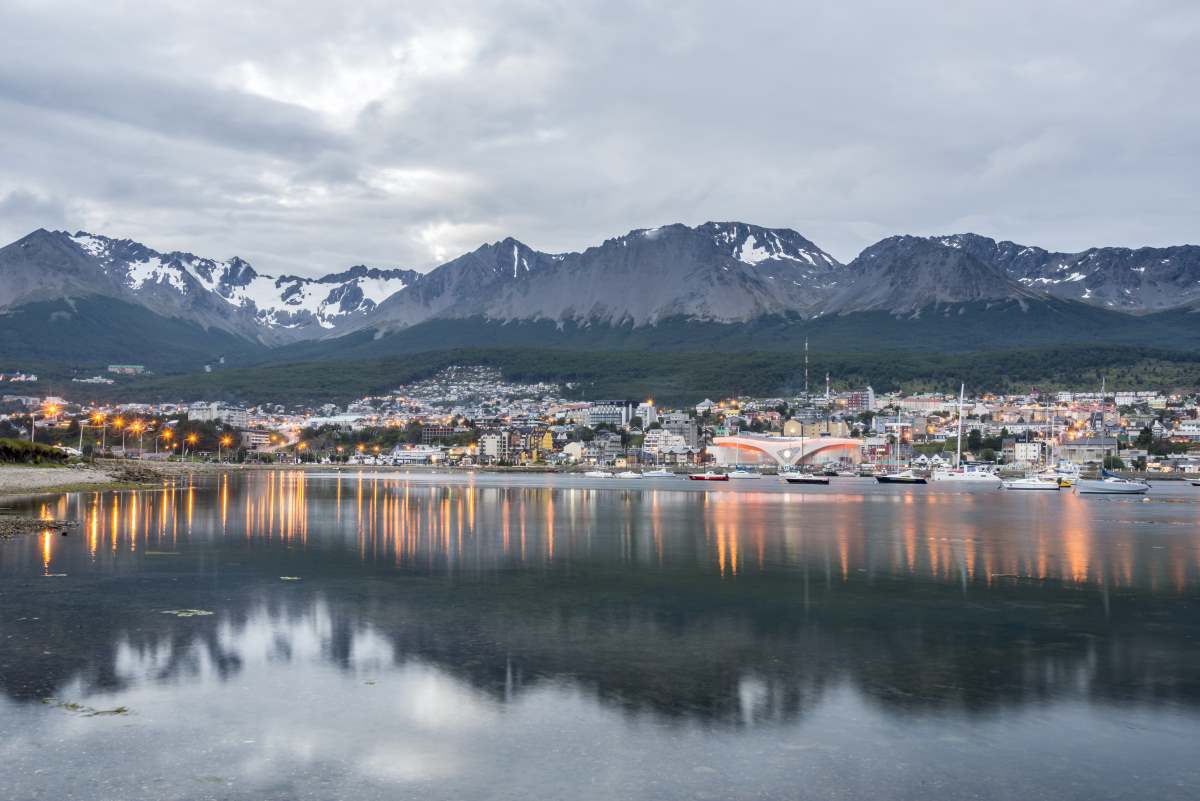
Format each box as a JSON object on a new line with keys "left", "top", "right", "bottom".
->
{"left": 22, "top": 472, "right": 1200, "bottom": 592}
{"left": 2, "top": 472, "right": 1199, "bottom": 800}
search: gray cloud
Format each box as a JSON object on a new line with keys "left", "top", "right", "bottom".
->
{"left": 1, "top": 0, "right": 1198, "bottom": 276}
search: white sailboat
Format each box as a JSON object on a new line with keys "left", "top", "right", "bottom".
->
{"left": 1001, "top": 475, "right": 1061, "bottom": 491}
{"left": 932, "top": 383, "right": 1000, "bottom": 483}
{"left": 1076, "top": 471, "right": 1149, "bottom": 495}
{"left": 728, "top": 468, "right": 762, "bottom": 480}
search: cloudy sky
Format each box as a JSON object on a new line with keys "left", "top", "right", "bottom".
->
{"left": 2, "top": 1, "right": 1198, "bottom": 276}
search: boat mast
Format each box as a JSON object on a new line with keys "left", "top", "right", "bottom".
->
{"left": 956, "top": 383, "right": 965, "bottom": 469}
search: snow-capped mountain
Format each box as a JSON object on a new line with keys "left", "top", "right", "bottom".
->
{"left": 931, "top": 234, "right": 1200, "bottom": 312}
{"left": 359, "top": 222, "right": 844, "bottom": 334}
{"left": 0, "top": 229, "right": 416, "bottom": 343}
{"left": 67, "top": 232, "right": 417, "bottom": 335}
{"left": 2, "top": 223, "right": 1198, "bottom": 370}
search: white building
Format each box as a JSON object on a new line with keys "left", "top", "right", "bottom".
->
{"left": 387, "top": 445, "right": 445, "bottom": 464}
{"left": 1176, "top": 420, "right": 1200, "bottom": 441}
{"left": 635, "top": 401, "right": 658, "bottom": 427}
{"left": 642, "top": 428, "right": 686, "bottom": 453}
{"left": 479, "top": 432, "right": 509, "bottom": 462}
{"left": 587, "top": 401, "right": 631, "bottom": 428}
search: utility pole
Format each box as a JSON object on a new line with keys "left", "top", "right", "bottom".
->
{"left": 804, "top": 338, "right": 809, "bottom": 397}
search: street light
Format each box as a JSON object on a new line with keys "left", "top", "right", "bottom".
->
{"left": 30, "top": 403, "right": 59, "bottom": 444}
{"left": 219, "top": 435, "right": 233, "bottom": 462}
{"left": 185, "top": 432, "right": 198, "bottom": 457}
{"left": 91, "top": 411, "right": 107, "bottom": 453}
{"left": 130, "top": 420, "right": 145, "bottom": 455}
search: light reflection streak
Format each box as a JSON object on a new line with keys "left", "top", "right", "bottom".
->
{"left": 13, "top": 476, "right": 1200, "bottom": 598}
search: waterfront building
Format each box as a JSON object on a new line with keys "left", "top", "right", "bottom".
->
{"left": 1058, "top": 437, "right": 1118, "bottom": 466}
{"left": 710, "top": 432, "right": 861, "bottom": 467}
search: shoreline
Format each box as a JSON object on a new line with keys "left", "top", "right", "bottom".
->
{"left": 0, "top": 460, "right": 1194, "bottom": 500}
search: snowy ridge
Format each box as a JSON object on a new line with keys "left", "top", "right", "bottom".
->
{"left": 704, "top": 222, "right": 838, "bottom": 269}
{"left": 67, "top": 232, "right": 413, "bottom": 330}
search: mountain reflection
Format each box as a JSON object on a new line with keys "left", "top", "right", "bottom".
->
{"left": 2, "top": 471, "right": 1199, "bottom": 725}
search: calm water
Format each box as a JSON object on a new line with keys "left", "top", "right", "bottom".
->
{"left": 2, "top": 472, "right": 1199, "bottom": 800}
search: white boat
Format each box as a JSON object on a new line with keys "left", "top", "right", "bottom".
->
{"left": 727, "top": 469, "right": 762, "bottom": 480}
{"left": 875, "top": 469, "right": 927, "bottom": 485}
{"left": 615, "top": 471, "right": 643, "bottom": 479}
{"left": 1000, "top": 476, "right": 1061, "bottom": 491}
{"left": 688, "top": 471, "right": 730, "bottom": 482}
{"left": 583, "top": 470, "right": 613, "bottom": 478}
{"left": 1040, "top": 461, "right": 1081, "bottom": 487}
{"left": 930, "top": 464, "right": 1000, "bottom": 483}
{"left": 1076, "top": 474, "right": 1149, "bottom": 495}
{"left": 780, "top": 472, "right": 830, "bottom": 485}
{"left": 643, "top": 468, "right": 675, "bottom": 478}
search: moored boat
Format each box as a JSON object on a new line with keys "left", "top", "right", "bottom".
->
{"left": 930, "top": 464, "right": 1000, "bottom": 483}
{"left": 781, "top": 473, "right": 830, "bottom": 485}
{"left": 583, "top": 470, "right": 613, "bottom": 478}
{"left": 1000, "top": 476, "right": 1060, "bottom": 491}
{"left": 728, "top": 469, "right": 762, "bottom": 480}
{"left": 643, "top": 468, "right": 675, "bottom": 478}
{"left": 876, "top": 469, "right": 927, "bottom": 485}
{"left": 615, "top": 471, "right": 643, "bottom": 479}
{"left": 1076, "top": 472, "right": 1149, "bottom": 495}
{"left": 689, "top": 471, "right": 730, "bottom": 482}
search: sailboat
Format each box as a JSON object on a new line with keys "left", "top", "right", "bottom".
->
{"left": 781, "top": 413, "right": 833, "bottom": 485}
{"left": 932, "top": 384, "right": 999, "bottom": 483}
{"left": 877, "top": 403, "right": 926, "bottom": 484}
{"left": 1076, "top": 470, "right": 1149, "bottom": 495}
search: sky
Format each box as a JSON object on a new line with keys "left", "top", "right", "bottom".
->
{"left": 2, "top": 0, "right": 1198, "bottom": 276}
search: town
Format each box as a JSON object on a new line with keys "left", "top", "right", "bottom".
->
{"left": 4, "top": 365, "right": 1199, "bottom": 476}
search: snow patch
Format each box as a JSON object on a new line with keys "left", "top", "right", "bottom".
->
{"left": 736, "top": 234, "right": 773, "bottom": 265}
{"left": 71, "top": 234, "right": 109, "bottom": 259}
{"left": 125, "top": 257, "right": 188, "bottom": 293}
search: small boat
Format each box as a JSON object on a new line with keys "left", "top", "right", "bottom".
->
{"left": 1192, "top": 480, "right": 1200, "bottom": 487}
{"left": 821, "top": 465, "right": 839, "bottom": 477}
{"left": 930, "top": 464, "right": 1000, "bottom": 483}
{"left": 781, "top": 473, "right": 830, "bottom": 485}
{"left": 727, "top": 469, "right": 762, "bottom": 480}
{"left": 1000, "top": 476, "right": 1060, "bottom": 491}
{"left": 643, "top": 468, "right": 675, "bottom": 478}
{"left": 876, "top": 469, "right": 927, "bottom": 485}
{"left": 689, "top": 471, "right": 730, "bottom": 482}
{"left": 615, "top": 471, "right": 643, "bottom": 479}
{"left": 1076, "top": 472, "right": 1149, "bottom": 495}
{"left": 583, "top": 470, "right": 613, "bottom": 478}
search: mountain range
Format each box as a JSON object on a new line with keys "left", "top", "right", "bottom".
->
{"left": 1, "top": 223, "right": 1197, "bottom": 372}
